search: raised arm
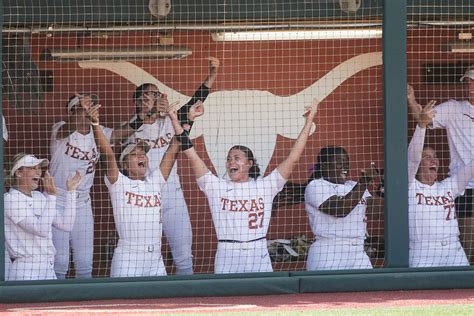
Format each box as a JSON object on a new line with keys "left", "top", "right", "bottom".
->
{"left": 171, "top": 102, "right": 210, "bottom": 179}
{"left": 159, "top": 109, "right": 184, "bottom": 181}
{"left": 408, "top": 100, "right": 436, "bottom": 182}
{"left": 276, "top": 98, "right": 319, "bottom": 180}
{"left": 89, "top": 105, "right": 119, "bottom": 184}
{"left": 177, "top": 57, "right": 220, "bottom": 128}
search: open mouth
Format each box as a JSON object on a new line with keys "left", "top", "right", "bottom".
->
{"left": 229, "top": 167, "right": 238, "bottom": 174}
{"left": 138, "top": 160, "right": 146, "bottom": 168}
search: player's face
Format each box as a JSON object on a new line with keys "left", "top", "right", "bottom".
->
{"left": 124, "top": 147, "right": 149, "bottom": 180}
{"left": 139, "top": 86, "right": 163, "bottom": 112}
{"left": 70, "top": 96, "right": 94, "bottom": 129}
{"left": 322, "top": 153, "right": 350, "bottom": 185}
{"left": 417, "top": 147, "right": 439, "bottom": 185}
{"left": 15, "top": 165, "right": 42, "bottom": 192}
{"left": 226, "top": 149, "right": 252, "bottom": 183}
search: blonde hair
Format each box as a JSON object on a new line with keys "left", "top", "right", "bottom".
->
{"left": 6, "top": 153, "right": 29, "bottom": 186}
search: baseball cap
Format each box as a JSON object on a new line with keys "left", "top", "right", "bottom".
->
{"left": 67, "top": 94, "right": 99, "bottom": 113}
{"left": 10, "top": 154, "right": 49, "bottom": 177}
{"left": 460, "top": 65, "right": 474, "bottom": 82}
{"left": 119, "top": 140, "right": 150, "bottom": 166}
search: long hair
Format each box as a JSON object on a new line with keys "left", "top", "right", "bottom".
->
{"left": 272, "top": 145, "right": 348, "bottom": 210}
{"left": 229, "top": 145, "right": 261, "bottom": 179}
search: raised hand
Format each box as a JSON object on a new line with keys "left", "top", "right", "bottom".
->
{"left": 42, "top": 171, "right": 57, "bottom": 196}
{"left": 155, "top": 93, "right": 169, "bottom": 116}
{"left": 188, "top": 100, "right": 205, "bottom": 121}
{"left": 418, "top": 100, "right": 436, "bottom": 128}
{"left": 75, "top": 93, "right": 96, "bottom": 111}
{"left": 303, "top": 98, "right": 319, "bottom": 121}
{"left": 359, "top": 162, "right": 380, "bottom": 185}
{"left": 207, "top": 57, "right": 220, "bottom": 72}
{"left": 86, "top": 104, "right": 102, "bottom": 125}
{"left": 66, "top": 171, "right": 83, "bottom": 192}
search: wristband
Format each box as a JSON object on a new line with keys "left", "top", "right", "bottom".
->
{"left": 181, "top": 120, "right": 194, "bottom": 130}
{"left": 129, "top": 115, "right": 144, "bottom": 130}
{"left": 176, "top": 131, "right": 194, "bottom": 151}
{"left": 90, "top": 121, "right": 100, "bottom": 126}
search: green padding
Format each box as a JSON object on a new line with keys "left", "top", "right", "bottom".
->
{"left": 290, "top": 266, "right": 474, "bottom": 277}
{"left": 0, "top": 276, "right": 299, "bottom": 303}
{"left": 299, "top": 270, "right": 474, "bottom": 293}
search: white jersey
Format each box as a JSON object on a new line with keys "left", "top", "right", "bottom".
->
{"left": 126, "top": 118, "right": 179, "bottom": 185}
{"left": 4, "top": 189, "right": 57, "bottom": 258}
{"left": 305, "top": 178, "right": 371, "bottom": 239}
{"left": 105, "top": 170, "right": 166, "bottom": 245}
{"left": 431, "top": 99, "right": 474, "bottom": 188}
{"left": 2, "top": 115, "right": 7, "bottom": 141}
{"left": 50, "top": 121, "right": 113, "bottom": 195}
{"left": 197, "top": 170, "right": 286, "bottom": 241}
{"left": 409, "top": 179, "right": 462, "bottom": 242}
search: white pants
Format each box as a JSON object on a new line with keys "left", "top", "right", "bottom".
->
{"left": 215, "top": 239, "right": 272, "bottom": 274}
{"left": 4, "top": 250, "right": 11, "bottom": 280}
{"left": 8, "top": 256, "right": 56, "bottom": 281}
{"left": 409, "top": 238, "right": 469, "bottom": 268}
{"left": 307, "top": 238, "right": 373, "bottom": 271}
{"left": 161, "top": 182, "right": 193, "bottom": 275}
{"left": 111, "top": 240, "right": 166, "bottom": 277}
{"left": 53, "top": 195, "right": 93, "bottom": 279}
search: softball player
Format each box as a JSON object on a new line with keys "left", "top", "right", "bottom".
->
{"left": 91, "top": 103, "right": 189, "bottom": 277}
{"left": 304, "top": 146, "right": 378, "bottom": 271}
{"left": 50, "top": 93, "right": 137, "bottom": 279}
{"left": 408, "top": 69, "right": 474, "bottom": 261}
{"left": 3, "top": 115, "right": 10, "bottom": 279}
{"left": 408, "top": 101, "right": 473, "bottom": 267}
{"left": 178, "top": 99, "right": 319, "bottom": 274}
{"left": 126, "top": 57, "right": 219, "bottom": 275}
{"left": 4, "top": 153, "right": 82, "bottom": 281}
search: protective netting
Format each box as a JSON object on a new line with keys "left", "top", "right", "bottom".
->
{"left": 3, "top": 1, "right": 470, "bottom": 282}
{"left": 407, "top": 1, "right": 473, "bottom": 268}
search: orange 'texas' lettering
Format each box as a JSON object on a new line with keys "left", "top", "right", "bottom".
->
{"left": 64, "top": 142, "right": 99, "bottom": 174}
{"left": 125, "top": 191, "right": 161, "bottom": 208}
{"left": 136, "top": 133, "right": 173, "bottom": 149}
{"left": 415, "top": 191, "right": 454, "bottom": 206}
{"left": 220, "top": 197, "right": 264, "bottom": 212}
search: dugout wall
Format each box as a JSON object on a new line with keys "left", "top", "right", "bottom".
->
{"left": 1, "top": 0, "right": 474, "bottom": 303}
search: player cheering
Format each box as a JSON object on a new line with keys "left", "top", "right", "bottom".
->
{"left": 90, "top": 99, "right": 200, "bottom": 277}
{"left": 50, "top": 93, "right": 140, "bottom": 279}
{"left": 176, "top": 98, "right": 319, "bottom": 274}
{"left": 4, "top": 154, "right": 82, "bottom": 281}
{"left": 408, "top": 100, "right": 473, "bottom": 267}
{"left": 303, "top": 146, "right": 380, "bottom": 271}
{"left": 125, "top": 57, "right": 219, "bottom": 275}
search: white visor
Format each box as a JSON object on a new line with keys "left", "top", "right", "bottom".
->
{"left": 67, "top": 94, "right": 99, "bottom": 113}
{"left": 119, "top": 141, "right": 150, "bottom": 166}
{"left": 460, "top": 66, "right": 474, "bottom": 82}
{"left": 10, "top": 155, "right": 49, "bottom": 177}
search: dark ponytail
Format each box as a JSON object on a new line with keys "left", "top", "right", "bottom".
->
{"left": 272, "top": 145, "right": 348, "bottom": 210}
{"left": 230, "top": 145, "right": 261, "bottom": 179}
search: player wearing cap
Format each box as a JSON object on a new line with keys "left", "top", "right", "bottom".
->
{"left": 125, "top": 57, "right": 219, "bottom": 275}
{"left": 4, "top": 154, "right": 82, "bottom": 281}
{"left": 177, "top": 99, "right": 319, "bottom": 274}
{"left": 408, "top": 66, "right": 474, "bottom": 263}
{"left": 408, "top": 100, "right": 473, "bottom": 267}
{"left": 50, "top": 93, "right": 138, "bottom": 279}
{"left": 90, "top": 101, "right": 195, "bottom": 277}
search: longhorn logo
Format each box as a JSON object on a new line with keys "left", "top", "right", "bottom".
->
{"left": 79, "top": 52, "right": 382, "bottom": 177}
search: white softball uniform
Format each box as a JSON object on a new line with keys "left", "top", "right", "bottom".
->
{"left": 127, "top": 117, "right": 193, "bottom": 274}
{"left": 408, "top": 126, "right": 473, "bottom": 268}
{"left": 4, "top": 189, "right": 76, "bottom": 281}
{"left": 197, "top": 170, "right": 286, "bottom": 274}
{"left": 105, "top": 169, "right": 167, "bottom": 278}
{"left": 2, "top": 115, "right": 7, "bottom": 141}
{"left": 431, "top": 100, "right": 474, "bottom": 189}
{"left": 304, "top": 178, "right": 372, "bottom": 271}
{"left": 50, "top": 121, "right": 113, "bottom": 279}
